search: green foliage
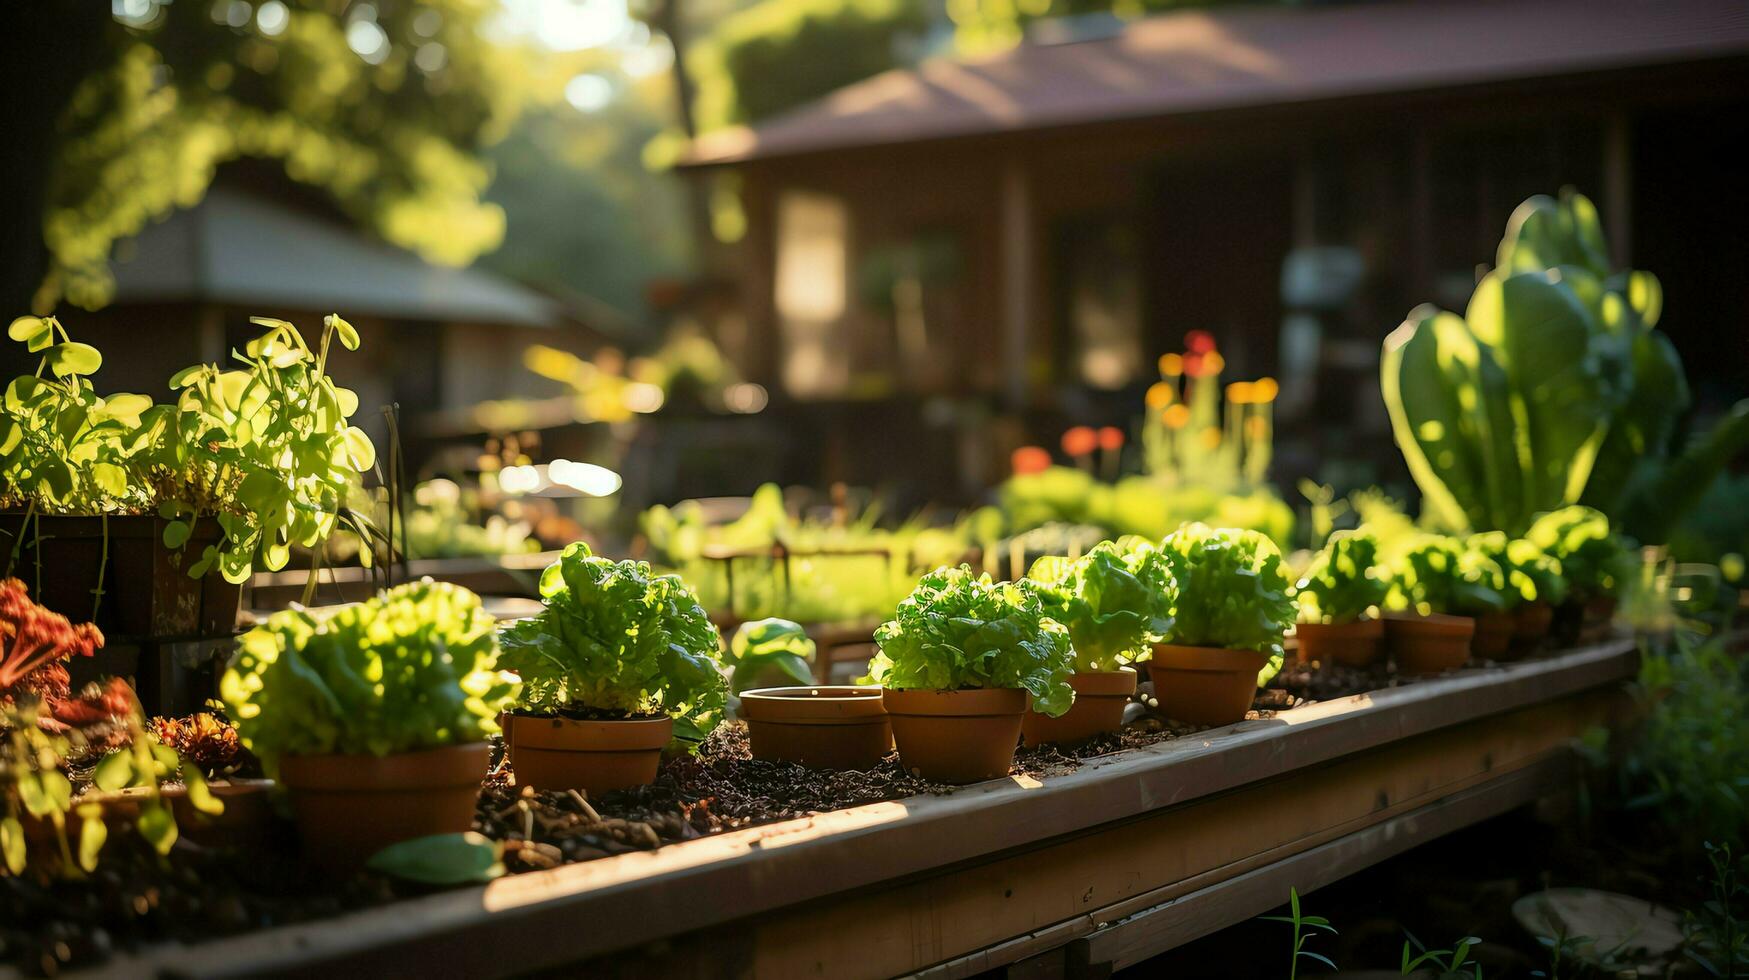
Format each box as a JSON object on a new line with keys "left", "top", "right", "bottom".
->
{"left": 1684, "top": 842, "right": 1749, "bottom": 977}
{"left": 1669, "top": 475, "right": 1749, "bottom": 575}
{"left": 366, "top": 832, "right": 506, "bottom": 885}
{"left": 497, "top": 543, "right": 727, "bottom": 742}
{"left": 1294, "top": 530, "right": 1390, "bottom": 625}
{"left": 37, "top": 1, "right": 547, "bottom": 311}
{"left": 690, "top": 0, "right": 927, "bottom": 130}
{"left": 1024, "top": 539, "right": 1175, "bottom": 672}
{"left": 1388, "top": 535, "right": 1508, "bottom": 616}
{"left": 1152, "top": 524, "right": 1294, "bottom": 660}
{"left": 1, "top": 314, "right": 376, "bottom": 586}
{"left": 725, "top": 617, "right": 816, "bottom": 694}
{"left": 221, "top": 580, "right": 519, "bottom": 769}
{"left": 997, "top": 467, "right": 1295, "bottom": 551}
{"left": 1401, "top": 933, "right": 1483, "bottom": 979}
{"left": 1613, "top": 639, "right": 1749, "bottom": 850}
{"left": 1525, "top": 506, "right": 1630, "bottom": 602}
{"left": 1259, "top": 887, "right": 1338, "bottom": 980}
{"left": 1381, "top": 188, "right": 1742, "bottom": 540}
{"left": 1466, "top": 532, "right": 1569, "bottom": 608}
{"left": 869, "top": 565, "right": 1075, "bottom": 716}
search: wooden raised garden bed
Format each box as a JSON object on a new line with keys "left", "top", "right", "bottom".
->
{"left": 85, "top": 635, "right": 1636, "bottom": 979}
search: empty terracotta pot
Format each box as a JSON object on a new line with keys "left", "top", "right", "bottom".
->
{"left": 740, "top": 686, "right": 892, "bottom": 769}
{"left": 1146, "top": 645, "right": 1267, "bottom": 727}
{"left": 1513, "top": 601, "right": 1554, "bottom": 654}
{"left": 1293, "top": 618, "right": 1385, "bottom": 668}
{"left": 883, "top": 687, "right": 1027, "bottom": 784}
{"left": 278, "top": 742, "right": 489, "bottom": 875}
{"left": 1384, "top": 613, "right": 1475, "bottom": 676}
{"left": 1471, "top": 610, "right": 1517, "bottom": 660}
{"left": 1021, "top": 670, "right": 1137, "bottom": 746}
{"left": 507, "top": 714, "right": 673, "bottom": 795}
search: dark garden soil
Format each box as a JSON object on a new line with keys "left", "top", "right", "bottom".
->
{"left": 0, "top": 655, "right": 1522, "bottom": 975}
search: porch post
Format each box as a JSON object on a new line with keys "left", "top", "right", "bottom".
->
{"left": 999, "top": 159, "right": 1033, "bottom": 412}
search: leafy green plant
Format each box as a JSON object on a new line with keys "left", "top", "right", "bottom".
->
{"left": 1388, "top": 536, "right": 1508, "bottom": 616}
{"left": 724, "top": 618, "right": 816, "bottom": 694}
{"left": 1381, "top": 188, "right": 1749, "bottom": 540}
{"left": 1684, "top": 842, "right": 1749, "bottom": 978}
{"left": 1024, "top": 539, "right": 1175, "bottom": 672}
{"left": 1466, "top": 532, "right": 1569, "bottom": 609}
{"left": 1152, "top": 524, "right": 1295, "bottom": 664}
{"left": 497, "top": 542, "right": 727, "bottom": 743}
{"left": 152, "top": 315, "right": 377, "bottom": 584}
{"left": 1294, "top": 531, "right": 1390, "bottom": 624}
{"left": 1525, "top": 506, "right": 1630, "bottom": 604}
{"left": 1259, "top": 886, "right": 1338, "bottom": 979}
{"left": 221, "top": 580, "right": 520, "bottom": 770}
{"left": 868, "top": 565, "right": 1074, "bottom": 716}
{"left": 1401, "top": 932, "right": 1483, "bottom": 979}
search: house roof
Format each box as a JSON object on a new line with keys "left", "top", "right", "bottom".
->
{"left": 110, "top": 186, "right": 563, "bottom": 328}
{"left": 682, "top": 0, "right": 1749, "bottom": 166}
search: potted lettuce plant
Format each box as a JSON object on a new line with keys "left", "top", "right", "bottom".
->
{"left": 869, "top": 565, "right": 1073, "bottom": 783}
{"left": 1146, "top": 525, "right": 1295, "bottom": 727}
{"left": 1466, "top": 532, "right": 1569, "bottom": 657}
{"left": 497, "top": 543, "right": 727, "bottom": 794}
{"left": 1526, "top": 505, "right": 1630, "bottom": 640}
{"left": 1292, "top": 531, "right": 1391, "bottom": 667}
{"left": 1, "top": 314, "right": 375, "bottom": 652}
{"left": 1384, "top": 535, "right": 1507, "bottom": 674}
{"left": 220, "top": 580, "right": 518, "bottom": 874}
{"left": 732, "top": 618, "right": 892, "bottom": 770}
{"left": 1021, "top": 539, "right": 1174, "bottom": 745}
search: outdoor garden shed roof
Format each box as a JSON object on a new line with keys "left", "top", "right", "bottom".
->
{"left": 109, "top": 185, "right": 562, "bottom": 328}
{"left": 682, "top": 0, "right": 1749, "bottom": 165}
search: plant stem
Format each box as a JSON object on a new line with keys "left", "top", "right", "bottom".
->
{"left": 90, "top": 511, "right": 108, "bottom": 622}
{"left": 5, "top": 500, "right": 36, "bottom": 578}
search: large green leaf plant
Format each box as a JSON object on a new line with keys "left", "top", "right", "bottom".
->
{"left": 221, "top": 580, "right": 520, "bottom": 770}
{"left": 1382, "top": 188, "right": 1748, "bottom": 540}
{"left": 1024, "top": 539, "right": 1175, "bottom": 672}
{"left": 497, "top": 543, "right": 728, "bottom": 744}
{"left": 868, "top": 565, "right": 1075, "bottom": 716}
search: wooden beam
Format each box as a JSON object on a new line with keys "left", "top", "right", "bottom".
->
{"left": 999, "top": 159, "right": 1034, "bottom": 410}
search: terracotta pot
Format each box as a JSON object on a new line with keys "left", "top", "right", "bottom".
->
{"left": 171, "top": 778, "right": 279, "bottom": 849}
{"left": 883, "top": 687, "right": 1027, "bottom": 784}
{"left": 1384, "top": 613, "right": 1475, "bottom": 676}
{"left": 507, "top": 714, "right": 673, "bottom": 795}
{"left": 1513, "top": 601, "right": 1554, "bottom": 654}
{"left": 1146, "top": 645, "right": 1267, "bottom": 727}
{"left": 279, "top": 742, "right": 489, "bottom": 875}
{"left": 1471, "top": 610, "right": 1517, "bottom": 660}
{"left": 1021, "top": 670, "right": 1137, "bottom": 746}
{"left": 1293, "top": 618, "right": 1385, "bottom": 668}
{"left": 740, "top": 686, "right": 892, "bottom": 769}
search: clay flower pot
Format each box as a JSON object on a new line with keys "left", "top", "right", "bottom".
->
{"left": 1513, "top": 601, "right": 1554, "bottom": 654}
{"left": 1293, "top": 618, "right": 1385, "bottom": 668}
{"left": 1146, "top": 645, "right": 1267, "bottom": 727}
{"left": 883, "top": 687, "right": 1027, "bottom": 784}
{"left": 1384, "top": 613, "right": 1475, "bottom": 676}
{"left": 1021, "top": 670, "right": 1137, "bottom": 746}
{"left": 741, "top": 686, "right": 893, "bottom": 769}
{"left": 279, "top": 742, "right": 489, "bottom": 875}
{"left": 507, "top": 714, "right": 673, "bottom": 795}
{"left": 1471, "top": 610, "right": 1517, "bottom": 660}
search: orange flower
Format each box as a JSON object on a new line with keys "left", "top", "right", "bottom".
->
{"left": 1011, "top": 446, "right": 1052, "bottom": 475}
{"left": 1097, "top": 426, "right": 1125, "bottom": 451}
{"left": 1185, "top": 330, "right": 1216, "bottom": 354}
{"left": 1145, "top": 381, "right": 1175, "bottom": 409}
{"left": 1162, "top": 404, "right": 1191, "bottom": 429}
{"left": 1158, "top": 353, "right": 1184, "bottom": 377}
{"left": 1253, "top": 376, "right": 1280, "bottom": 403}
{"left": 1061, "top": 427, "right": 1098, "bottom": 457}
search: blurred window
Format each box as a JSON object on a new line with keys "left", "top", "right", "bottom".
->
{"left": 775, "top": 191, "right": 850, "bottom": 398}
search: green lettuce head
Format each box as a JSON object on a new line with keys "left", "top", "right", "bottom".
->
{"left": 869, "top": 565, "right": 1075, "bottom": 717}
{"left": 1294, "top": 531, "right": 1390, "bottom": 625}
{"left": 497, "top": 542, "right": 727, "bottom": 744}
{"left": 1153, "top": 524, "right": 1295, "bottom": 660}
{"left": 1467, "top": 532, "right": 1570, "bottom": 607}
{"left": 1525, "top": 505, "right": 1631, "bottom": 602}
{"left": 1389, "top": 535, "right": 1508, "bottom": 616}
{"left": 725, "top": 617, "right": 816, "bottom": 694}
{"left": 1025, "top": 539, "right": 1175, "bottom": 672}
{"left": 221, "top": 579, "right": 520, "bottom": 771}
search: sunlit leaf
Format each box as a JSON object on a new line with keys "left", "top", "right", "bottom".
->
{"left": 365, "top": 833, "right": 504, "bottom": 885}
{"left": 46, "top": 342, "right": 102, "bottom": 377}
{"left": 0, "top": 817, "right": 24, "bottom": 874}
{"left": 137, "top": 802, "right": 177, "bottom": 855}
{"left": 184, "top": 767, "right": 224, "bottom": 817}
{"left": 76, "top": 803, "right": 108, "bottom": 872}
{"left": 92, "top": 750, "right": 138, "bottom": 792}
{"left": 326, "top": 314, "right": 361, "bottom": 351}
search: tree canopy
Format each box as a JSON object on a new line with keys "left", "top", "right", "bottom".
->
{"left": 8, "top": 0, "right": 554, "bottom": 315}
